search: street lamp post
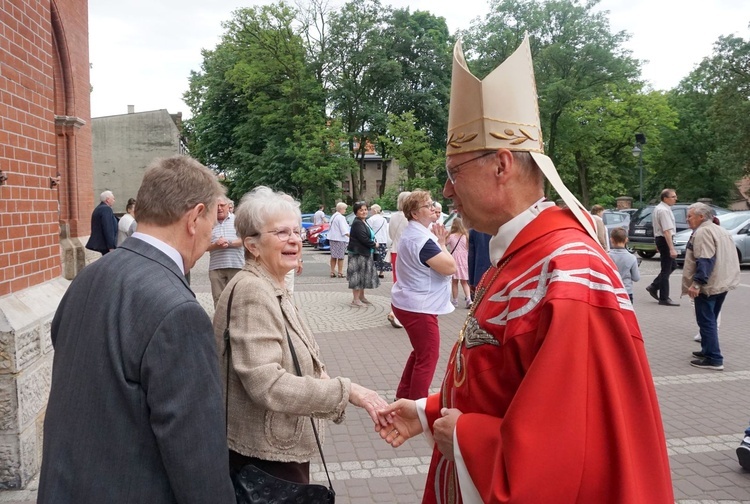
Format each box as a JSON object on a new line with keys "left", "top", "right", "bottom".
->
{"left": 632, "top": 144, "right": 643, "bottom": 206}
{"left": 631, "top": 133, "right": 646, "bottom": 207}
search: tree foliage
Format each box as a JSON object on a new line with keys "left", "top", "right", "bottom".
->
{"left": 184, "top": 0, "right": 750, "bottom": 209}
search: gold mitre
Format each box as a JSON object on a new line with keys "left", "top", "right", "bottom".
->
{"left": 447, "top": 35, "right": 601, "bottom": 247}
{"left": 446, "top": 35, "right": 543, "bottom": 156}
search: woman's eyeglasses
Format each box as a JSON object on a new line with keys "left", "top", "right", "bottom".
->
{"left": 263, "top": 227, "right": 302, "bottom": 241}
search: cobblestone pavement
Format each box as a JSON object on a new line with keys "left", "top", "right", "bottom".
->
{"left": 4, "top": 248, "right": 750, "bottom": 503}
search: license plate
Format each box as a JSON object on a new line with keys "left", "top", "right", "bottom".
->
{"left": 634, "top": 229, "right": 646, "bottom": 235}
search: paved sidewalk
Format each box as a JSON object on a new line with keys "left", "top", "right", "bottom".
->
{"left": 4, "top": 250, "right": 750, "bottom": 503}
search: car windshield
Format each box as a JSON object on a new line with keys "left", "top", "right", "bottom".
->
{"left": 719, "top": 213, "right": 750, "bottom": 230}
{"left": 633, "top": 207, "right": 653, "bottom": 225}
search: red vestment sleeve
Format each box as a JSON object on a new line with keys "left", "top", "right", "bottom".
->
{"left": 424, "top": 393, "right": 442, "bottom": 432}
{"left": 453, "top": 298, "right": 673, "bottom": 503}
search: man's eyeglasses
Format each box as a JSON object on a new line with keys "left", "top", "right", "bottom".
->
{"left": 445, "top": 152, "right": 495, "bottom": 183}
{"left": 262, "top": 227, "right": 302, "bottom": 241}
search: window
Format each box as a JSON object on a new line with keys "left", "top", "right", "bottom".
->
{"left": 343, "top": 181, "right": 350, "bottom": 194}
{"left": 376, "top": 180, "right": 382, "bottom": 194}
{"left": 361, "top": 180, "right": 367, "bottom": 192}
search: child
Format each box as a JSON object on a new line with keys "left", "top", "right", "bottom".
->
{"left": 446, "top": 217, "right": 472, "bottom": 308}
{"left": 608, "top": 227, "right": 640, "bottom": 303}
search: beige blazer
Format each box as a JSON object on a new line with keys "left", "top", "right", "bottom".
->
{"left": 214, "top": 261, "right": 351, "bottom": 463}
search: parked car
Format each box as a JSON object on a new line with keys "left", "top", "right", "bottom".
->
{"left": 306, "top": 223, "right": 329, "bottom": 247}
{"left": 674, "top": 211, "right": 750, "bottom": 265}
{"left": 301, "top": 213, "right": 328, "bottom": 229}
{"left": 301, "top": 213, "right": 329, "bottom": 244}
{"left": 316, "top": 230, "right": 331, "bottom": 251}
{"left": 627, "top": 203, "right": 730, "bottom": 258}
{"left": 601, "top": 210, "right": 631, "bottom": 232}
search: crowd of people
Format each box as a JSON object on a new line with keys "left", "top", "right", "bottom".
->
{"left": 40, "top": 32, "right": 750, "bottom": 504}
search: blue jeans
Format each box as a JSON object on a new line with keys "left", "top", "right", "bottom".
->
{"left": 695, "top": 291, "right": 727, "bottom": 365}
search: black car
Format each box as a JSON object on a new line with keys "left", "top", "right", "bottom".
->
{"left": 627, "top": 203, "right": 730, "bottom": 258}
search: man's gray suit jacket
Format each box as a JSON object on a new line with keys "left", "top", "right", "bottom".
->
{"left": 38, "top": 237, "right": 235, "bottom": 503}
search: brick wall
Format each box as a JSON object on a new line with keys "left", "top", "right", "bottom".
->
{"left": 0, "top": 0, "right": 92, "bottom": 297}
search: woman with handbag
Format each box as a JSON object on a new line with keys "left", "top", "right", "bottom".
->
{"left": 367, "top": 204, "right": 391, "bottom": 278}
{"left": 213, "top": 187, "right": 389, "bottom": 497}
{"left": 391, "top": 190, "right": 456, "bottom": 400}
{"left": 446, "top": 216, "right": 472, "bottom": 308}
{"left": 347, "top": 201, "right": 380, "bottom": 306}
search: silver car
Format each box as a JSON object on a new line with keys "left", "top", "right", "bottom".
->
{"left": 674, "top": 211, "right": 750, "bottom": 265}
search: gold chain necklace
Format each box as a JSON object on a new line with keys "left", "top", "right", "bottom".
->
{"left": 454, "top": 255, "right": 513, "bottom": 380}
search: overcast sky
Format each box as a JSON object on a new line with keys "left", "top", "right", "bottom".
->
{"left": 88, "top": 0, "right": 749, "bottom": 119}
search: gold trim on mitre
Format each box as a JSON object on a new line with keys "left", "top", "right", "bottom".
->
{"left": 447, "top": 35, "right": 601, "bottom": 247}
{"left": 447, "top": 36, "right": 543, "bottom": 156}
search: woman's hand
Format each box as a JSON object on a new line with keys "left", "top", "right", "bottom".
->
{"left": 375, "top": 399, "right": 423, "bottom": 448}
{"left": 349, "top": 383, "right": 391, "bottom": 427}
{"left": 432, "top": 223, "right": 448, "bottom": 245}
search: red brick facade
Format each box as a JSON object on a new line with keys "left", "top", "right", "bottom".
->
{"left": 0, "top": 0, "right": 92, "bottom": 297}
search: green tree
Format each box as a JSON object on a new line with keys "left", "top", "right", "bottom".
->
{"left": 463, "top": 0, "right": 640, "bottom": 200}
{"left": 381, "top": 111, "right": 444, "bottom": 200}
{"left": 554, "top": 86, "right": 677, "bottom": 206}
{"left": 653, "top": 32, "right": 750, "bottom": 206}
{"left": 185, "top": 2, "right": 325, "bottom": 200}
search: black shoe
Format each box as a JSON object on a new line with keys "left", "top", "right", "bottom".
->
{"left": 692, "top": 351, "right": 705, "bottom": 358}
{"left": 737, "top": 440, "right": 750, "bottom": 470}
{"left": 690, "top": 358, "right": 724, "bottom": 371}
{"left": 645, "top": 285, "right": 658, "bottom": 301}
{"left": 658, "top": 298, "right": 679, "bottom": 306}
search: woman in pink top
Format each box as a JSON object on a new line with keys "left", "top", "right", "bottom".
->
{"left": 446, "top": 217, "right": 471, "bottom": 308}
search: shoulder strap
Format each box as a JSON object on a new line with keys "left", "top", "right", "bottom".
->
{"left": 223, "top": 283, "right": 239, "bottom": 436}
{"left": 282, "top": 300, "right": 335, "bottom": 493}
{"left": 449, "top": 234, "right": 463, "bottom": 255}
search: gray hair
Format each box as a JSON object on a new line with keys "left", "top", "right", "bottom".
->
{"left": 433, "top": 202, "right": 442, "bottom": 211}
{"left": 370, "top": 204, "right": 381, "bottom": 213}
{"left": 135, "top": 156, "right": 224, "bottom": 226}
{"left": 396, "top": 191, "right": 412, "bottom": 211}
{"left": 688, "top": 202, "right": 713, "bottom": 222}
{"left": 335, "top": 202, "right": 348, "bottom": 212}
{"left": 100, "top": 190, "right": 113, "bottom": 202}
{"left": 235, "top": 187, "right": 301, "bottom": 244}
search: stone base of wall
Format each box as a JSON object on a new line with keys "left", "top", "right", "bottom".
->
{"left": 59, "top": 225, "right": 86, "bottom": 280}
{"left": 0, "top": 278, "right": 69, "bottom": 489}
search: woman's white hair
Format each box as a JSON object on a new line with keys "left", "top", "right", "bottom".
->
{"left": 336, "top": 202, "right": 348, "bottom": 212}
{"left": 370, "top": 204, "right": 381, "bottom": 213}
{"left": 688, "top": 202, "right": 714, "bottom": 221}
{"left": 396, "top": 191, "right": 411, "bottom": 211}
{"left": 234, "top": 186, "right": 301, "bottom": 243}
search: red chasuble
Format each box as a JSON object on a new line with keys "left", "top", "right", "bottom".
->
{"left": 422, "top": 207, "right": 673, "bottom": 503}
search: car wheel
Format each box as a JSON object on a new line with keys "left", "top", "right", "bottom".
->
{"left": 637, "top": 250, "right": 657, "bottom": 259}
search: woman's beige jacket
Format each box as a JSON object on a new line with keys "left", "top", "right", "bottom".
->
{"left": 213, "top": 261, "right": 351, "bottom": 463}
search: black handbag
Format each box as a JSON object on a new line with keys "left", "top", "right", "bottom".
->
{"left": 223, "top": 285, "right": 335, "bottom": 504}
{"left": 372, "top": 248, "right": 382, "bottom": 262}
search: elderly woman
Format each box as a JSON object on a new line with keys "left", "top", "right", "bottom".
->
{"left": 391, "top": 190, "right": 456, "bottom": 399}
{"left": 347, "top": 201, "right": 380, "bottom": 306}
{"left": 368, "top": 204, "right": 391, "bottom": 278}
{"left": 214, "top": 186, "right": 388, "bottom": 485}
{"left": 328, "top": 202, "right": 350, "bottom": 278}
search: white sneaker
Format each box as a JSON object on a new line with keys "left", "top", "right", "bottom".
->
{"left": 694, "top": 334, "right": 701, "bottom": 342}
{"left": 451, "top": 298, "right": 458, "bottom": 307}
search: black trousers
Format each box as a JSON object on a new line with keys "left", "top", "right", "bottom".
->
{"left": 650, "top": 236, "right": 676, "bottom": 301}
